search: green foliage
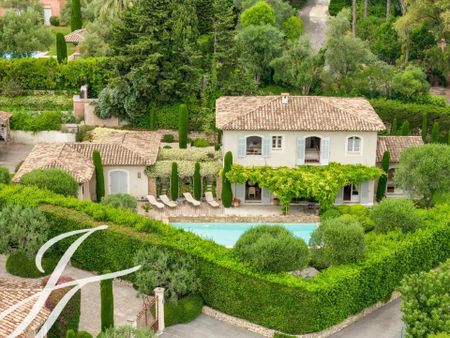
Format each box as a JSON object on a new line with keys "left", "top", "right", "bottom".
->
{"left": 227, "top": 163, "right": 383, "bottom": 211}
{"left": 368, "top": 18, "right": 401, "bottom": 65}
{"left": 20, "top": 168, "right": 79, "bottom": 197}
{"left": 310, "top": 215, "right": 365, "bottom": 267}
{"left": 221, "top": 151, "right": 233, "bottom": 208}
{"left": 234, "top": 225, "right": 309, "bottom": 273}
{"left": 56, "top": 33, "right": 68, "bottom": 64}
{"left": 422, "top": 113, "right": 428, "bottom": 143}
{"left": 134, "top": 247, "right": 200, "bottom": 302}
{"left": 10, "top": 111, "right": 62, "bottom": 132}
{"left": 50, "top": 16, "right": 60, "bottom": 26}
{"left": 372, "top": 199, "right": 422, "bottom": 233}
{"left": 0, "top": 93, "right": 72, "bottom": 110}
{"left": 6, "top": 252, "right": 58, "bottom": 278}
{"left": 192, "top": 138, "right": 210, "bottom": 147}
{"left": 66, "top": 330, "right": 93, "bottom": 338}
{"left": 165, "top": 295, "right": 204, "bottom": 326}
{"left": 428, "top": 334, "right": 450, "bottom": 338}
{"left": 392, "top": 66, "right": 429, "bottom": 100}
{"left": 336, "top": 204, "right": 374, "bottom": 232}
{"left": 93, "top": 150, "right": 105, "bottom": 201}
{"left": 162, "top": 134, "right": 175, "bottom": 143}
{"left": 101, "top": 194, "right": 137, "bottom": 211}
{"left": 395, "top": 144, "right": 450, "bottom": 208}
{"left": 76, "top": 125, "right": 95, "bottom": 142}
{"left": 178, "top": 104, "right": 188, "bottom": 149}
{"left": 376, "top": 151, "right": 390, "bottom": 202}
{"left": 97, "top": 326, "right": 154, "bottom": 338}
{"left": 400, "top": 259, "right": 450, "bottom": 338}
{"left": 101, "top": 275, "right": 114, "bottom": 331}
{"left": 240, "top": 1, "right": 276, "bottom": 27}
{"left": 193, "top": 162, "right": 202, "bottom": 200}
{"left": 283, "top": 16, "right": 304, "bottom": 40}
{"left": 170, "top": 162, "right": 179, "bottom": 200}
{"left": 400, "top": 120, "right": 410, "bottom": 136}
{"left": 431, "top": 122, "right": 440, "bottom": 143}
{"left": 0, "top": 204, "right": 49, "bottom": 257}
{"left": 391, "top": 118, "right": 398, "bottom": 135}
{"left": 147, "top": 160, "right": 221, "bottom": 178}
{"left": 320, "top": 208, "right": 340, "bottom": 221}
{"left": 70, "top": 0, "right": 82, "bottom": 31}
{"left": 0, "top": 166, "right": 10, "bottom": 184}
{"left": 328, "top": 0, "right": 351, "bottom": 16}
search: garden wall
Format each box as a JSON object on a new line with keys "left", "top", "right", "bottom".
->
{"left": 11, "top": 130, "right": 76, "bottom": 144}
{"left": 0, "top": 185, "right": 449, "bottom": 334}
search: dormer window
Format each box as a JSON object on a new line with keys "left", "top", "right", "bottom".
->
{"left": 347, "top": 136, "right": 361, "bottom": 153}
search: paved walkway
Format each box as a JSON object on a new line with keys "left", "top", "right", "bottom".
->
{"left": 0, "top": 143, "right": 34, "bottom": 172}
{"left": 299, "top": 0, "right": 330, "bottom": 51}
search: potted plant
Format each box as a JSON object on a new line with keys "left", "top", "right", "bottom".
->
{"left": 233, "top": 198, "right": 241, "bottom": 207}
{"left": 142, "top": 203, "right": 152, "bottom": 215}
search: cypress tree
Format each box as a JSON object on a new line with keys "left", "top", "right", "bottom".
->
{"left": 390, "top": 118, "right": 398, "bottom": 135}
{"left": 93, "top": 150, "right": 105, "bottom": 201}
{"left": 448, "top": 128, "right": 450, "bottom": 145}
{"left": 56, "top": 33, "right": 67, "bottom": 63}
{"left": 431, "top": 121, "right": 440, "bottom": 143}
{"left": 178, "top": 104, "right": 188, "bottom": 149}
{"left": 221, "top": 151, "right": 233, "bottom": 208}
{"left": 171, "top": 162, "right": 179, "bottom": 200}
{"left": 376, "top": 151, "right": 390, "bottom": 202}
{"left": 400, "top": 120, "right": 410, "bottom": 136}
{"left": 100, "top": 273, "right": 114, "bottom": 331}
{"left": 70, "top": 0, "right": 82, "bottom": 31}
{"left": 193, "top": 162, "right": 202, "bottom": 200}
{"left": 421, "top": 113, "right": 427, "bottom": 143}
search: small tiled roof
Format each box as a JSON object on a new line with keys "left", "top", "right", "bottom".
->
{"left": 377, "top": 136, "right": 424, "bottom": 162}
{"left": 64, "top": 29, "right": 86, "bottom": 44}
{"left": 0, "top": 279, "right": 51, "bottom": 337}
{"left": 0, "top": 111, "right": 12, "bottom": 121}
{"left": 216, "top": 95, "right": 386, "bottom": 132}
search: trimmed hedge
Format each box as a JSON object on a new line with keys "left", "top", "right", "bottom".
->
{"left": 10, "top": 111, "right": 62, "bottom": 132}
{"left": 0, "top": 185, "right": 449, "bottom": 334}
{"left": 6, "top": 252, "right": 59, "bottom": 278}
{"left": 165, "top": 295, "right": 204, "bottom": 327}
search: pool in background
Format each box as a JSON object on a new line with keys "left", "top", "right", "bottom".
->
{"left": 172, "top": 223, "right": 317, "bottom": 247}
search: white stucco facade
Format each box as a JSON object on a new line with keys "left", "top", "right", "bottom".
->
{"left": 103, "top": 166, "right": 149, "bottom": 200}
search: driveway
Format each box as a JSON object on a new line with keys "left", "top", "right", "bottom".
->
{"left": 0, "top": 143, "right": 34, "bottom": 172}
{"left": 299, "top": 0, "right": 330, "bottom": 51}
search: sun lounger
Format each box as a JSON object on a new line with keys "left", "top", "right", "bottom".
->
{"left": 147, "top": 195, "right": 164, "bottom": 209}
{"left": 205, "top": 192, "right": 220, "bottom": 208}
{"left": 160, "top": 194, "right": 177, "bottom": 208}
{"left": 183, "top": 192, "right": 201, "bottom": 207}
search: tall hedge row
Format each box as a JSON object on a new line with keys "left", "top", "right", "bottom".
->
{"left": 1, "top": 185, "right": 449, "bottom": 334}
{"left": 0, "top": 58, "right": 114, "bottom": 97}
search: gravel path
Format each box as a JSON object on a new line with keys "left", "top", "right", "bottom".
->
{"left": 299, "top": 0, "right": 330, "bottom": 51}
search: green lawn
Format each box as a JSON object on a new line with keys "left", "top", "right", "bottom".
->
{"left": 46, "top": 25, "right": 77, "bottom": 56}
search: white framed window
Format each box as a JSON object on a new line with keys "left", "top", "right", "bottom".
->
{"left": 246, "top": 136, "right": 262, "bottom": 155}
{"left": 347, "top": 136, "right": 362, "bottom": 153}
{"left": 272, "top": 136, "right": 282, "bottom": 150}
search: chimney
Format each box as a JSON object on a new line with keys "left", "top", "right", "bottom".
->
{"left": 281, "top": 93, "right": 290, "bottom": 105}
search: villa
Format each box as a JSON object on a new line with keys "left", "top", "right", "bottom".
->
{"left": 0, "top": 0, "right": 65, "bottom": 25}
{"left": 216, "top": 94, "right": 423, "bottom": 206}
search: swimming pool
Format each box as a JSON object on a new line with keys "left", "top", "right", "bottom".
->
{"left": 172, "top": 222, "right": 317, "bottom": 247}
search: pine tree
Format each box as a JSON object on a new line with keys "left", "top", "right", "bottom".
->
{"left": 193, "top": 162, "right": 202, "bottom": 200}
{"left": 196, "top": 0, "right": 214, "bottom": 35}
{"left": 171, "top": 162, "right": 179, "bottom": 200}
{"left": 70, "top": 0, "right": 82, "bottom": 31}
{"left": 93, "top": 150, "right": 105, "bottom": 201}
{"left": 56, "top": 33, "right": 67, "bottom": 63}
{"left": 100, "top": 274, "right": 114, "bottom": 331}
{"left": 178, "top": 104, "right": 188, "bottom": 149}
{"left": 421, "top": 113, "right": 428, "bottom": 143}
{"left": 431, "top": 121, "right": 440, "bottom": 143}
{"left": 400, "top": 120, "right": 410, "bottom": 136}
{"left": 376, "top": 151, "right": 390, "bottom": 201}
{"left": 391, "top": 118, "right": 398, "bottom": 135}
{"left": 221, "top": 151, "right": 233, "bottom": 208}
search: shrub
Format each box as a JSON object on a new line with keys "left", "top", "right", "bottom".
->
{"left": 10, "top": 111, "right": 62, "bottom": 132}
{"left": 44, "top": 276, "right": 81, "bottom": 338}
{"left": 20, "top": 168, "right": 79, "bottom": 197}
{"left": 0, "top": 205, "right": 49, "bottom": 257}
{"left": 165, "top": 295, "right": 204, "bottom": 327}
{"left": 66, "top": 330, "right": 93, "bottom": 338}
{"left": 6, "top": 252, "right": 58, "bottom": 278}
{"left": 101, "top": 193, "right": 137, "bottom": 211}
{"left": 310, "top": 215, "right": 365, "bottom": 267}
{"left": 134, "top": 247, "right": 200, "bottom": 303}
{"left": 234, "top": 225, "right": 309, "bottom": 273}
{"left": 50, "top": 16, "right": 60, "bottom": 26}
{"left": 240, "top": 1, "right": 276, "bottom": 27}
{"left": 56, "top": 33, "right": 68, "bottom": 64}
{"left": 0, "top": 166, "right": 10, "bottom": 184}
{"left": 399, "top": 259, "right": 450, "bottom": 338}
{"left": 93, "top": 150, "right": 105, "bottom": 201}
{"left": 320, "top": 208, "right": 340, "bottom": 221}
{"left": 400, "top": 120, "right": 410, "bottom": 135}
{"left": 193, "top": 162, "right": 202, "bottom": 200}
{"left": 70, "top": 0, "right": 82, "bottom": 31}
{"left": 221, "top": 151, "right": 233, "bottom": 208}
{"left": 162, "top": 134, "right": 174, "bottom": 143}
{"left": 101, "top": 274, "right": 114, "bottom": 331}
{"left": 431, "top": 121, "right": 440, "bottom": 143}
{"left": 178, "top": 104, "right": 188, "bottom": 149}
{"left": 97, "top": 326, "right": 154, "bottom": 338}
{"left": 336, "top": 204, "right": 374, "bottom": 232}
{"left": 191, "top": 138, "right": 210, "bottom": 147}
{"left": 371, "top": 199, "right": 422, "bottom": 233}
{"left": 76, "top": 125, "right": 95, "bottom": 142}
{"left": 376, "top": 151, "right": 390, "bottom": 202}
{"left": 391, "top": 118, "right": 398, "bottom": 135}
{"left": 170, "top": 162, "right": 179, "bottom": 200}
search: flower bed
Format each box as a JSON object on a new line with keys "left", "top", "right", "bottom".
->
{"left": 0, "top": 184, "right": 449, "bottom": 334}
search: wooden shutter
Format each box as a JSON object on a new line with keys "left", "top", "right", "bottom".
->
{"left": 296, "top": 136, "right": 305, "bottom": 165}
{"left": 360, "top": 181, "right": 371, "bottom": 204}
{"left": 262, "top": 136, "right": 271, "bottom": 158}
{"left": 320, "top": 137, "right": 330, "bottom": 165}
{"left": 238, "top": 137, "right": 246, "bottom": 158}
{"left": 235, "top": 183, "right": 245, "bottom": 200}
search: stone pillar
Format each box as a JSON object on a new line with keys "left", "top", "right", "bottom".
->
{"left": 148, "top": 177, "right": 157, "bottom": 196}
{"left": 154, "top": 287, "right": 165, "bottom": 333}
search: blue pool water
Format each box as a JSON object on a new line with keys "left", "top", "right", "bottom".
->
{"left": 172, "top": 223, "right": 317, "bottom": 247}
{"left": 1, "top": 51, "right": 40, "bottom": 59}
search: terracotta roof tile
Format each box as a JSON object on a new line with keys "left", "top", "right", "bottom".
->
{"left": 376, "top": 136, "right": 424, "bottom": 162}
{"left": 216, "top": 95, "right": 386, "bottom": 132}
{"left": 64, "top": 29, "right": 86, "bottom": 43}
{"left": 0, "top": 111, "right": 12, "bottom": 121}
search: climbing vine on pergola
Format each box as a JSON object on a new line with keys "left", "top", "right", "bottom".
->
{"left": 226, "top": 163, "right": 384, "bottom": 211}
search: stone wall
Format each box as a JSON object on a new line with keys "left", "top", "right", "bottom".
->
{"left": 11, "top": 130, "right": 75, "bottom": 144}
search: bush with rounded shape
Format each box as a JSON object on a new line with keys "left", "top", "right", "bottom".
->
{"left": 240, "top": 1, "right": 276, "bottom": 27}
{"left": 310, "top": 215, "right": 365, "bottom": 267}
{"left": 98, "top": 326, "right": 154, "bottom": 338}
{"left": 283, "top": 16, "right": 304, "bottom": 40}
{"left": 191, "top": 138, "right": 210, "bottom": 147}
{"left": 50, "top": 16, "right": 60, "bottom": 26}
{"left": 20, "top": 168, "right": 79, "bottom": 197}
{"left": 101, "top": 193, "right": 137, "bottom": 211}
{"left": 0, "top": 166, "right": 10, "bottom": 184}
{"left": 371, "top": 199, "right": 422, "bottom": 233}
{"left": 234, "top": 225, "right": 309, "bottom": 273}
{"left": 165, "top": 295, "right": 204, "bottom": 327}
{"left": 6, "top": 252, "right": 58, "bottom": 278}
{"left": 320, "top": 208, "right": 340, "bottom": 221}
{"left": 66, "top": 330, "right": 93, "bottom": 338}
